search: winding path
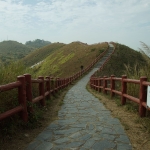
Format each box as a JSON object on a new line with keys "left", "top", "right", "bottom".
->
{"left": 25, "top": 44, "right": 132, "bottom": 150}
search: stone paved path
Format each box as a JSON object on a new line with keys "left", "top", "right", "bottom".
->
{"left": 25, "top": 44, "right": 132, "bottom": 150}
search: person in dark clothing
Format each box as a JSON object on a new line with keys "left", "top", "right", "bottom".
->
{"left": 80, "top": 65, "right": 84, "bottom": 70}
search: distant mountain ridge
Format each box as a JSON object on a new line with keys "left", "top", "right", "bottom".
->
{"left": 25, "top": 39, "right": 51, "bottom": 49}
{"left": 0, "top": 40, "right": 34, "bottom": 65}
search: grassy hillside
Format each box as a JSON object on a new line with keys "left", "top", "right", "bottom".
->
{"left": 25, "top": 39, "right": 51, "bottom": 48}
{"left": 97, "top": 43, "right": 147, "bottom": 77}
{"left": 1, "top": 41, "right": 148, "bottom": 147}
{"left": 33, "top": 42, "right": 108, "bottom": 77}
{"left": 0, "top": 40, "right": 34, "bottom": 65}
{"left": 22, "top": 43, "right": 65, "bottom": 67}
{"left": 0, "top": 41, "right": 108, "bottom": 109}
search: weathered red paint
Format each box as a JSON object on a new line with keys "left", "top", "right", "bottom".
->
{"left": 0, "top": 43, "right": 110, "bottom": 122}
{"left": 111, "top": 75, "right": 115, "bottom": 98}
{"left": 45, "top": 76, "right": 50, "bottom": 99}
{"left": 139, "top": 77, "right": 147, "bottom": 117}
{"left": 38, "top": 76, "right": 45, "bottom": 106}
{"left": 90, "top": 74, "right": 150, "bottom": 117}
{"left": 121, "top": 75, "right": 127, "bottom": 105}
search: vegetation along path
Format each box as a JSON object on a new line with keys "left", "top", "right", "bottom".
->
{"left": 25, "top": 44, "right": 132, "bottom": 150}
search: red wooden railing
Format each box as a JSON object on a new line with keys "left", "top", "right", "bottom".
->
{"left": 90, "top": 43, "right": 150, "bottom": 117}
{"left": 0, "top": 76, "right": 28, "bottom": 122}
{"left": 91, "top": 44, "right": 116, "bottom": 77}
{"left": 90, "top": 75, "right": 150, "bottom": 117}
{"left": 0, "top": 43, "right": 109, "bottom": 122}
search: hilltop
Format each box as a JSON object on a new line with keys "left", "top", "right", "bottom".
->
{"left": 33, "top": 42, "right": 108, "bottom": 77}
{"left": 0, "top": 40, "right": 34, "bottom": 65}
{"left": 97, "top": 43, "right": 147, "bottom": 77}
{"left": 22, "top": 42, "right": 65, "bottom": 67}
{"left": 25, "top": 39, "right": 51, "bottom": 49}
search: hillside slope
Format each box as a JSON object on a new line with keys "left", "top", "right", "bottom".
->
{"left": 97, "top": 43, "right": 147, "bottom": 77}
{"left": 0, "top": 40, "right": 34, "bottom": 64}
{"left": 22, "top": 43, "right": 65, "bottom": 67}
{"left": 33, "top": 42, "right": 108, "bottom": 77}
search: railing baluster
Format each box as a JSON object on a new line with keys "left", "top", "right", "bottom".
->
{"left": 38, "top": 76, "right": 45, "bottom": 106}
{"left": 46, "top": 76, "right": 50, "bottom": 99}
{"left": 17, "top": 75, "right": 28, "bottom": 122}
{"left": 111, "top": 75, "right": 115, "bottom": 98}
{"left": 121, "top": 75, "right": 127, "bottom": 105}
{"left": 24, "top": 74, "right": 33, "bottom": 112}
{"left": 139, "top": 77, "right": 147, "bottom": 117}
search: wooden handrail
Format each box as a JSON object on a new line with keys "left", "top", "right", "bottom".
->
{"left": 90, "top": 75, "right": 150, "bottom": 117}
{"left": 0, "top": 43, "right": 110, "bottom": 122}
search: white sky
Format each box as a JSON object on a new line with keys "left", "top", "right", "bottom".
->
{"left": 0, "top": 0, "right": 150, "bottom": 50}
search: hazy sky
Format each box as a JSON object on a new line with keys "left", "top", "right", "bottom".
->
{"left": 0, "top": 0, "right": 150, "bottom": 50}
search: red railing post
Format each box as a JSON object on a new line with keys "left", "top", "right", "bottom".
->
{"left": 80, "top": 71, "right": 81, "bottom": 77}
{"left": 69, "top": 77, "right": 72, "bottom": 84}
{"left": 121, "top": 75, "right": 127, "bottom": 105}
{"left": 93, "top": 77, "right": 95, "bottom": 90}
{"left": 92, "top": 78, "right": 94, "bottom": 89}
{"left": 64, "top": 78, "right": 66, "bottom": 88}
{"left": 46, "top": 76, "right": 50, "bottom": 99}
{"left": 103, "top": 76, "right": 107, "bottom": 94}
{"left": 17, "top": 75, "right": 28, "bottom": 122}
{"left": 94, "top": 78, "right": 96, "bottom": 90}
{"left": 96, "top": 78, "right": 98, "bottom": 91}
{"left": 111, "top": 75, "right": 115, "bottom": 98}
{"left": 90, "top": 77, "right": 92, "bottom": 88}
{"left": 62, "top": 78, "right": 64, "bottom": 89}
{"left": 24, "top": 74, "right": 33, "bottom": 112}
{"left": 98, "top": 77, "right": 101, "bottom": 92}
{"left": 50, "top": 77, "right": 54, "bottom": 95}
{"left": 96, "top": 78, "right": 99, "bottom": 91}
{"left": 67, "top": 77, "right": 70, "bottom": 86}
{"left": 57, "top": 78, "right": 60, "bottom": 91}
{"left": 63, "top": 78, "right": 65, "bottom": 88}
{"left": 38, "top": 76, "right": 45, "bottom": 106}
{"left": 71, "top": 76, "right": 73, "bottom": 83}
{"left": 139, "top": 76, "right": 147, "bottom": 117}
{"left": 55, "top": 78, "right": 58, "bottom": 93}
{"left": 60, "top": 78, "right": 63, "bottom": 89}
{"left": 66, "top": 78, "right": 68, "bottom": 87}
{"left": 65, "top": 78, "right": 68, "bottom": 87}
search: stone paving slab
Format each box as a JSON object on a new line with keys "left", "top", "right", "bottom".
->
{"left": 25, "top": 44, "right": 132, "bottom": 150}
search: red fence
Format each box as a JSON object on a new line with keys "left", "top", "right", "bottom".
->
{"left": 91, "top": 45, "right": 115, "bottom": 77}
{"left": 90, "top": 75, "right": 150, "bottom": 117}
{"left": 0, "top": 44, "right": 110, "bottom": 122}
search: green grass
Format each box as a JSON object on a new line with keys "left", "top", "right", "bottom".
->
{"left": 0, "top": 61, "right": 35, "bottom": 113}
{"left": 22, "top": 43, "right": 65, "bottom": 67}
{"left": 97, "top": 43, "right": 147, "bottom": 77}
{"left": 0, "top": 40, "right": 35, "bottom": 65}
{"left": 34, "top": 42, "right": 108, "bottom": 78}
{"left": 0, "top": 41, "right": 108, "bottom": 139}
